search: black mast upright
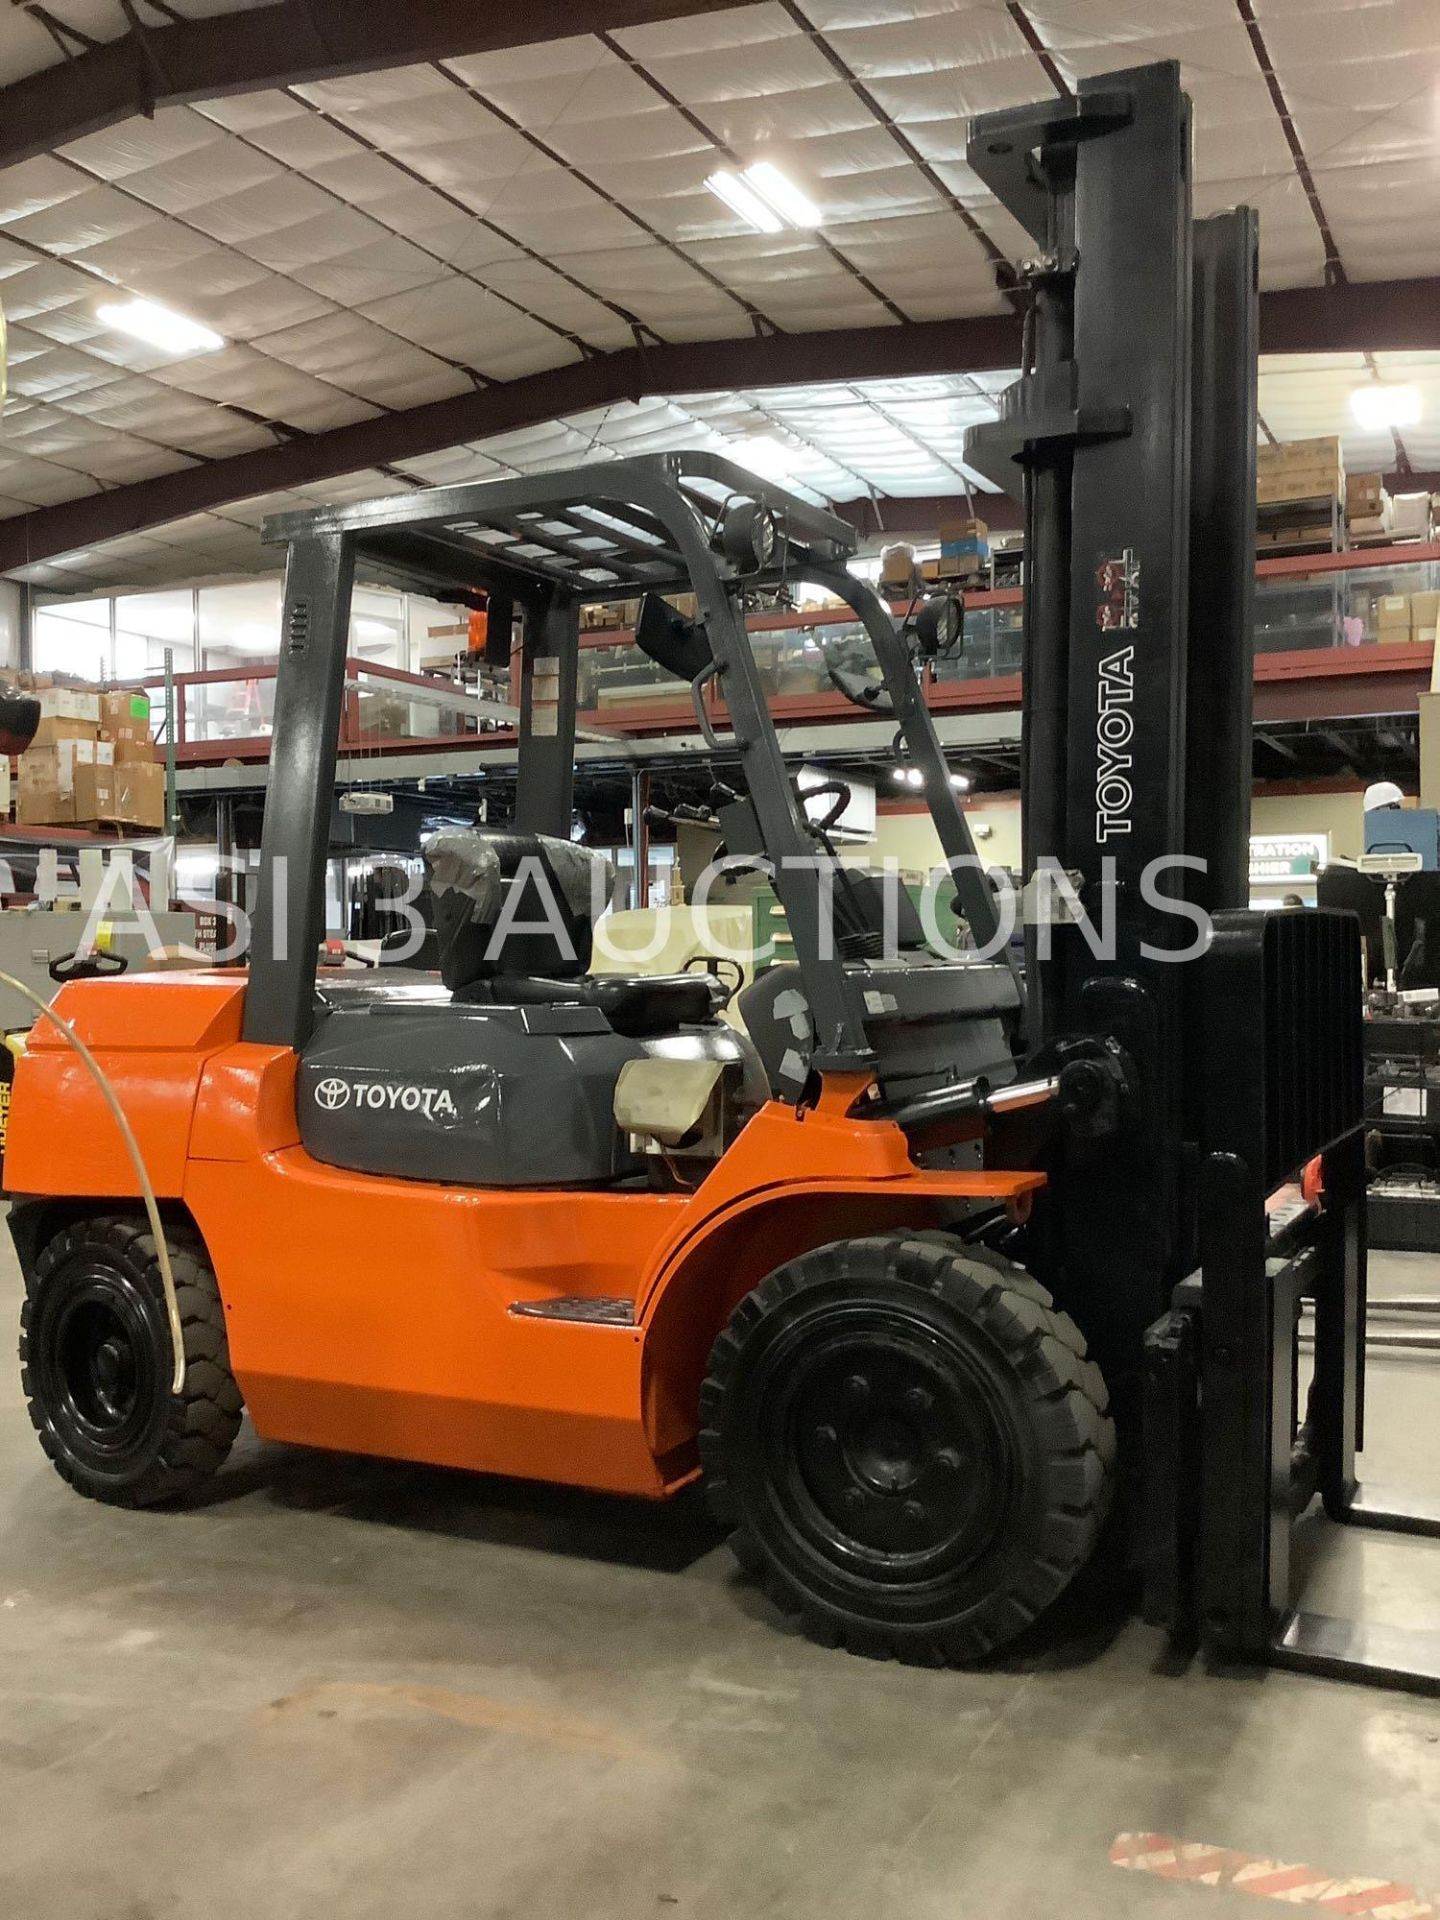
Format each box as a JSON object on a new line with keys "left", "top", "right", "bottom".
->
{"left": 966, "top": 61, "right": 1197, "bottom": 1380}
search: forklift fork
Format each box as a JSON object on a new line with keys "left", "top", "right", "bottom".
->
{"left": 1143, "top": 909, "right": 1440, "bottom": 1695}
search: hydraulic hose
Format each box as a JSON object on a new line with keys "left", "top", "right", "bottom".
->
{"left": 0, "top": 971, "right": 184, "bottom": 1393}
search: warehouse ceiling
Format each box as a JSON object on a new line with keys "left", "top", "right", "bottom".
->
{"left": 6, "top": 352, "right": 1440, "bottom": 591}
{"left": 0, "top": 0, "right": 1438, "bottom": 589}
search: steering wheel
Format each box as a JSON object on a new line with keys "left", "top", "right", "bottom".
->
{"left": 683, "top": 955, "right": 744, "bottom": 1011}
{"left": 823, "top": 640, "right": 895, "bottom": 716}
{"left": 49, "top": 947, "right": 128, "bottom": 984}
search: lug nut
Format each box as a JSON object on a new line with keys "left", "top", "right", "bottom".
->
{"left": 934, "top": 1447, "right": 963, "bottom": 1476}
{"left": 902, "top": 1386, "right": 934, "bottom": 1416}
{"left": 840, "top": 1374, "right": 871, "bottom": 1405}
{"left": 813, "top": 1424, "right": 838, "bottom": 1449}
{"left": 841, "top": 1487, "right": 866, "bottom": 1516}
{"left": 902, "top": 1499, "right": 927, "bottom": 1527}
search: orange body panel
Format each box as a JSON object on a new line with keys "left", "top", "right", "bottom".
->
{"left": 7, "top": 974, "right": 246, "bottom": 1198}
{"left": 6, "top": 976, "right": 1046, "bottom": 1499}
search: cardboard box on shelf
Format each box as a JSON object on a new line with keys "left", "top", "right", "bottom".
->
{"left": 99, "top": 689, "right": 152, "bottom": 755}
{"left": 936, "top": 515, "right": 989, "bottom": 578}
{"left": 1347, "top": 514, "right": 1389, "bottom": 538}
{"left": 1259, "top": 435, "right": 1342, "bottom": 471}
{"left": 72, "top": 763, "right": 116, "bottom": 826}
{"left": 1257, "top": 435, "right": 1343, "bottom": 507}
{"left": 35, "top": 687, "right": 100, "bottom": 726}
{"left": 16, "top": 782, "right": 74, "bottom": 826}
{"left": 30, "top": 715, "right": 99, "bottom": 749}
{"left": 1346, "top": 472, "right": 1385, "bottom": 518}
{"left": 1257, "top": 469, "right": 1341, "bottom": 507}
{"left": 1411, "top": 591, "right": 1440, "bottom": 648}
{"left": 100, "top": 689, "right": 148, "bottom": 730}
{"left": 18, "top": 737, "right": 113, "bottom": 798}
{"left": 1256, "top": 523, "right": 1333, "bottom": 547}
{"left": 114, "top": 737, "right": 158, "bottom": 764}
{"left": 108, "top": 760, "right": 165, "bottom": 830}
{"left": 1375, "top": 593, "right": 1412, "bottom": 633}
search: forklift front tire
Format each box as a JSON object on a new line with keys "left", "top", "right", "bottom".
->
{"left": 700, "top": 1235, "right": 1115, "bottom": 1666}
{"left": 20, "top": 1215, "right": 243, "bottom": 1508}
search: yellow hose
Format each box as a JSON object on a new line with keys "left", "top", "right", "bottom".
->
{"left": 0, "top": 970, "right": 185, "bottom": 1394}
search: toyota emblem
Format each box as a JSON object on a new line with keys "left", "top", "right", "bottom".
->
{"left": 314, "top": 1077, "right": 352, "bottom": 1111}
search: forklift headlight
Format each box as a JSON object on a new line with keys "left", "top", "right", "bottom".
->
{"left": 720, "top": 499, "right": 779, "bottom": 574}
{"left": 915, "top": 592, "right": 965, "bottom": 658}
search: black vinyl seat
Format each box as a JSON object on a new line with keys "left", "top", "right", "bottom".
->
{"left": 423, "top": 826, "right": 719, "bottom": 1038}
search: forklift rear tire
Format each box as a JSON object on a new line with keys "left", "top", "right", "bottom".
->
{"left": 20, "top": 1215, "right": 243, "bottom": 1508}
{"left": 700, "top": 1235, "right": 1115, "bottom": 1665}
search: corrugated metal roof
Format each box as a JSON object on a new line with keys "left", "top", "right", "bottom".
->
{"left": 0, "top": 1, "right": 1436, "bottom": 586}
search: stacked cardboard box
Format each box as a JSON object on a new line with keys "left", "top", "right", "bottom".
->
{"left": 1374, "top": 593, "right": 1413, "bottom": 640}
{"left": 99, "top": 690, "right": 164, "bottom": 829}
{"left": 879, "top": 544, "right": 921, "bottom": 598}
{"left": 1412, "top": 590, "right": 1440, "bottom": 649}
{"left": 1345, "top": 471, "right": 1387, "bottom": 538}
{"left": 1256, "top": 435, "right": 1344, "bottom": 508}
{"left": 17, "top": 689, "right": 104, "bottom": 824}
{"left": 935, "top": 516, "right": 989, "bottom": 582}
{"left": 14, "top": 687, "right": 163, "bottom": 829}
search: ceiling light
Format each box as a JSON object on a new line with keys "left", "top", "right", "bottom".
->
{"left": 1349, "top": 384, "right": 1422, "bottom": 431}
{"left": 891, "top": 767, "right": 908, "bottom": 785}
{"left": 97, "top": 297, "right": 224, "bottom": 356}
{"left": 950, "top": 772, "right": 972, "bottom": 791}
{"left": 744, "top": 160, "right": 821, "bottom": 229}
{"left": 705, "top": 169, "right": 783, "bottom": 234}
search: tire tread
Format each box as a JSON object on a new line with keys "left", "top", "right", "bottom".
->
{"left": 700, "top": 1232, "right": 1114, "bottom": 1667}
{"left": 19, "top": 1214, "right": 242, "bottom": 1509}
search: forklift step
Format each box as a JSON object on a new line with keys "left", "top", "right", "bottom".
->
{"left": 508, "top": 1296, "right": 636, "bottom": 1326}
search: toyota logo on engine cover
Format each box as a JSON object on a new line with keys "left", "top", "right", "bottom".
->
{"left": 314, "top": 1077, "right": 352, "bottom": 1111}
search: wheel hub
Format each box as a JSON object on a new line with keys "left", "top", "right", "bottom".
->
{"left": 56, "top": 1295, "right": 145, "bottom": 1437}
{"left": 847, "top": 1409, "right": 926, "bottom": 1495}
{"left": 788, "top": 1342, "right": 1009, "bottom": 1566}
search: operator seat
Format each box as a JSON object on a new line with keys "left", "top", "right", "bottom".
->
{"left": 423, "top": 826, "right": 720, "bottom": 1039}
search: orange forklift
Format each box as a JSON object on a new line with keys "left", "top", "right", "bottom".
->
{"left": 6, "top": 62, "right": 1436, "bottom": 1686}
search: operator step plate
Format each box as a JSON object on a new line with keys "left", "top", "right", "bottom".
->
{"left": 509, "top": 1296, "right": 636, "bottom": 1326}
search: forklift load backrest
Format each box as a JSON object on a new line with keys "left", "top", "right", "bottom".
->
{"left": 424, "top": 827, "right": 605, "bottom": 995}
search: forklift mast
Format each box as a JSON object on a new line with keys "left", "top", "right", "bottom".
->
{"left": 966, "top": 61, "right": 1259, "bottom": 1373}
{"left": 968, "top": 60, "right": 1440, "bottom": 1695}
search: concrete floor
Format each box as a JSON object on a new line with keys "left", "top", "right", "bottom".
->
{"left": 1, "top": 1236, "right": 1439, "bottom": 1920}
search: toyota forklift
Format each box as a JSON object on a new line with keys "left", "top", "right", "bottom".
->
{"left": 6, "top": 60, "right": 1437, "bottom": 1688}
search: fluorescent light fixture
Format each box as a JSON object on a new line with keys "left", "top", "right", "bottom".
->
{"left": 97, "top": 297, "right": 224, "bottom": 356}
{"left": 891, "top": 766, "right": 924, "bottom": 790}
{"left": 744, "top": 160, "right": 821, "bottom": 229}
{"left": 705, "top": 169, "right": 784, "bottom": 234}
{"left": 1349, "top": 383, "right": 1422, "bottom": 431}
{"left": 949, "top": 772, "right": 972, "bottom": 791}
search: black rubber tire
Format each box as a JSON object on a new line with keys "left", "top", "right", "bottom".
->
{"left": 700, "top": 1234, "right": 1115, "bottom": 1665}
{"left": 20, "top": 1215, "right": 243, "bottom": 1508}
